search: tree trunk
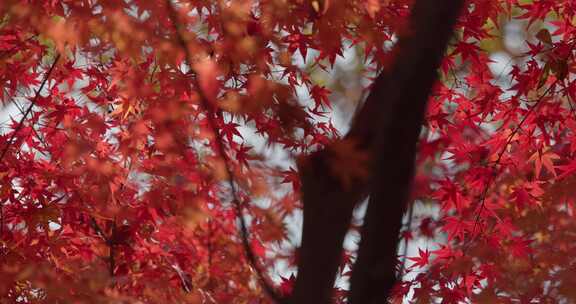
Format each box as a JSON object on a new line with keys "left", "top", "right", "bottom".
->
{"left": 290, "top": 1, "right": 465, "bottom": 303}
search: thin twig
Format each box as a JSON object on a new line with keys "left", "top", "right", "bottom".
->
{"left": 0, "top": 198, "right": 4, "bottom": 241}
{"left": 207, "top": 219, "right": 213, "bottom": 279}
{"left": 399, "top": 202, "right": 414, "bottom": 276}
{"left": 90, "top": 216, "right": 116, "bottom": 277}
{"left": 0, "top": 54, "right": 61, "bottom": 162}
{"left": 165, "top": 2, "right": 282, "bottom": 303}
{"left": 89, "top": 217, "right": 109, "bottom": 243}
{"left": 8, "top": 96, "right": 50, "bottom": 157}
{"left": 457, "top": 38, "right": 573, "bottom": 286}
{"left": 109, "top": 219, "right": 116, "bottom": 277}
{"left": 465, "top": 81, "right": 558, "bottom": 250}
{"left": 0, "top": 55, "right": 60, "bottom": 246}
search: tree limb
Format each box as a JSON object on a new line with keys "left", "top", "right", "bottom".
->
{"left": 165, "top": 3, "right": 283, "bottom": 302}
{"left": 349, "top": 1, "right": 465, "bottom": 303}
{"left": 0, "top": 54, "right": 60, "bottom": 162}
{"left": 291, "top": 1, "right": 464, "bottom": 303}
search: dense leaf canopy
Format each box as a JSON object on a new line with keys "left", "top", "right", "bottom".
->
{"left": 1, "top": 0, "right": 576, "bottom": 303}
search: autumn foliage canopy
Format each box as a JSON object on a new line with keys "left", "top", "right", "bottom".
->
{"left": 1, "top": 0, "right": 576, "bottom": 303}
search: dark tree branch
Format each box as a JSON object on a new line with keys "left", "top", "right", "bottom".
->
{"left": 165, "top": 1, "right": 463, "bottom": 303}
{"left": 89, "top": 217, "right": 108, "bottom": 243}
{"left": 290, "top": 150, "right": 363, "bottom": 303}
{"left": 0, "top": 54, "right": 60, "bottom": 162}
{"left": 109, "top": 220, "right": 117, "bottom": 277}
{"left": 291, "top": 1, "right": 464, "bottom": 303}
{"left": 0, "top": 55, "right": 60, "bottom": 248}
{"left": 349, "top": 1, "right": 465, "bottom": 302}
{"left": 89, "top": 217, "right": 116, "bottom": 277}
{"left": 165, "top": 3, "right": 283, "bottom": 302}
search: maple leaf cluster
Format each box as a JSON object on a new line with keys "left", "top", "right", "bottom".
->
{"left": 0, "top": 0, "right": 576, "bottom": 303}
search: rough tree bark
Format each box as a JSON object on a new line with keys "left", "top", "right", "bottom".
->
{"left": 289, "top": 1, "right": 465, "bottom": 303}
